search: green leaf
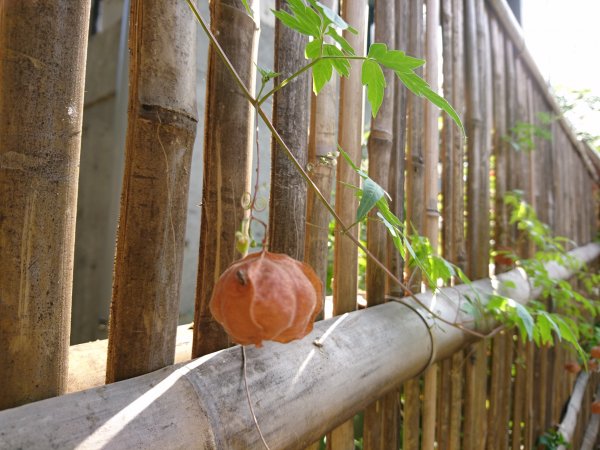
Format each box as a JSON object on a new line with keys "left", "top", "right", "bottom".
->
{"left": 305, "top": 38, "right": 322, "bottom": 59}
{"left": 271, "top": 3, "right": 321, "bottom": 38}
{"left": 362, "top": 59, "right": 386, "bottom": 117}
{"left": 312, "top": 0, "right": 354, "bottom": 31}
{"left": 241, "top": 0, "right": 253, "bottom": 17}
{"left": 356, "top": 177, "right": 385, "bottom": 222}
{"left": 338, "top": 145, "right": 360, "bottom": 171}
{"left": 323, "top": 44, "right": 350, "bottom": 76}
{"left": 325, "top": 29, "right": 355, "bottom": 55}
{"left": 312, "top": 59, "right": 333, "bottom": 94}
{"left": 514, "top": 302, "right": 534, "bottom": 341}
{"left": 397, "top": 71, "right": 464, "bottom": 134}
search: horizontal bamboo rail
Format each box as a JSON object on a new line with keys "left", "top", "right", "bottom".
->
{"left": 1, "top": 243, "right": 598, "bottom": 449}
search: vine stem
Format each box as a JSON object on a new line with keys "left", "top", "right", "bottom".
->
{"left": 185, "top": 0, "right": 496, "bottom": 340}
{"left": 242, "top": 346, "right": 271, "bottom": 450}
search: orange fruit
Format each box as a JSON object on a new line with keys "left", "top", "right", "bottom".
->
{"left": 210, "top": 251, "right": 323, "bottom": 347}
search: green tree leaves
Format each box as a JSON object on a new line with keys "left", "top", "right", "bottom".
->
{"left": 269, "top": 0, "right": 465, "bottom": 132}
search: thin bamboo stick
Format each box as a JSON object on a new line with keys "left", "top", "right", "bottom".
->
{"left": 441, "top": 0, "right": 467, "bottom": 448}
{"left": 403, "top": 0, "right": 425, "bottom": 448}
{"left": 329, "top": 0, "right": 367, "bottom": 447}
{"left": 192, "top": 0, "right": 258, "bottom": 358}
{"left": 304, "top": 0, "right": 339, "bottom": 320}
{"left": 464, "top": 1, "right": 491, "bottom": 448}
{"left": 106, "top": 0, "right": 198, "bottom": 382}
{"left": 421, "top": 1, "right": 441, "bottom": 448}
{"left": 0, "top": 0, "right": 91, "bottom": 409}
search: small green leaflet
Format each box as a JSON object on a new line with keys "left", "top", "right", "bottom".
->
{"left": 308, "top": 0, "right": 357, "bottom": 34}
{"left": 513, "top": 302, "right": 534, "bottom": 341}
{"left": 241, "top": 0, "right": 253, "bottom": 17}
{"left": 397, "top": 71, "right": 464, "bottom": 134}
{"left": 356, "top": 177, "right": 385, "bottom": 222}
{"left": 312, "top": 59, "right": 333, "bottom": 94}
{"left": 257, "top": 66, "right": 280, "bottom": 84}
{"left": 361, "top": 60, "right": 386, "bottom": 117}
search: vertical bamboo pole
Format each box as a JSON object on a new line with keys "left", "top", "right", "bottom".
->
{"left": 107, "top": 0, "right": 198, "bottom": 382}
{"left": 304, "top": 0, "right": 339, "bottom": 316}
{"left": 333, "top": 0, "right": 366, "bottom": 317}
{"left": 388, "top": 0, "right": 409, "bottom": 293}
{"left": 421, "top": 1, "right": 440, "bottom": 449}
{"left": 192, "top": 0, "right": 259, "bottom": 357}
{"left": 269, "top": 0, "right": 311, "bottom": 259}
{"left": 363, "top": 0, "right": 396, "bottom": 447}
{"left": 0, "top": 0, "right": 91, "bottom": 409}
{"left": 303, "top": 3, "right": 339, "bottom": 446}
{"left": 329, "top": 0, "right": 366, "bottom": 447}
{"left": 440, "top": 0, "right": 467, "bottom": 448}
{"left": 403, "top": 1, "right": 424, "bottom": 449}
{"left": 487, "top": 17, "right": 510, "bottom": 450}
{"left": 464, "top": 1, "right": 492, "bottom": 449}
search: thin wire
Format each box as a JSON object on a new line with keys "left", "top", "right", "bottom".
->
{"left": 242, "top": 346, "right": 271, "bottom": 450}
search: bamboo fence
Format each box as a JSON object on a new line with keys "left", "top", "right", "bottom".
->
{"left": 1, "top": 0, "right": 600, "bottom": 449}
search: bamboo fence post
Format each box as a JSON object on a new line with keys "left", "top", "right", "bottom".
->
{"left": 464, "top": 1, "right": 492, "bottom": 449}
{"left": 192, "top": 0, "right": 259, "bottom": 358}
{"left": 363, "top": 0, "right": 396, "bottom": 447}
{"left": 304, "top": 0, "right": 338, "bottom": 316}
{"left": 303, "top": 1, "right": 338, "bottom": 446}
{"left": 329, "top": 0, "right": 367, "bottom": 447}
{"left": 421, "top": 1, "right": 440, "bottom": 448}
{"left": 487, "top": 16, "right": 511, "bottom": 450}
{"left": 106, "top": 0, "right": 198, "bottom": 382}
{"left": 387, "top": 0, "right": 409, "bottom": 292}
{"left": 0, "top": 0, "right": 91, "bottom": 410}
{"left": 437, "top": 7, "right": 454, "bottom": 446}
{"left": 269, "top": 0, "right": 311, "bottom": 258}
{"left": 403, "top": 1, "right": 425, "bottom": 448}
{"left": 440, "top": 0, "right": 467, "bottom": 448}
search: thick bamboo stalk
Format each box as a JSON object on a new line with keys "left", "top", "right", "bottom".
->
{"left": 363, "top": 0, "right": 396, "bottom": 446}
{"left": 0, "top": 0, "right": 91, "bottom": 409}
{"left": 2, "top": 244, "right": 598, "bottom": 449}
{"left": 192, "top": 0, "right": 259, "bottom": 357}
{"left": 106, "top": 0, "right": 198, "bottom": 382}
{"left": 269, "top": 0, "right": 311, "bottom": 259}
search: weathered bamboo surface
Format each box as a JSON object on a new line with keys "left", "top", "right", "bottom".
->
{"left": 269, "top": 0, "right": 310, "bottom": 258}
{"left": 192, "top": 0, "right": 258, "bottom": 357}
{"left": 106, "top": 0, "right": 198, "bottom": 382}
{"left": 1, "top": 244, "right": 598, "bottom": 449}
{"left": 0, "top": 0, "right": 91, "bottom": 409}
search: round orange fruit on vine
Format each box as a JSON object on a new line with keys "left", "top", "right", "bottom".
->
{"left": 210, "top": 251, "right": 323, "bottom": 347}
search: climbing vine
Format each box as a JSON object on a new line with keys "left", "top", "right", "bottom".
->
{"left": 186, "top": 0, "right": 598, "bottom": 361}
